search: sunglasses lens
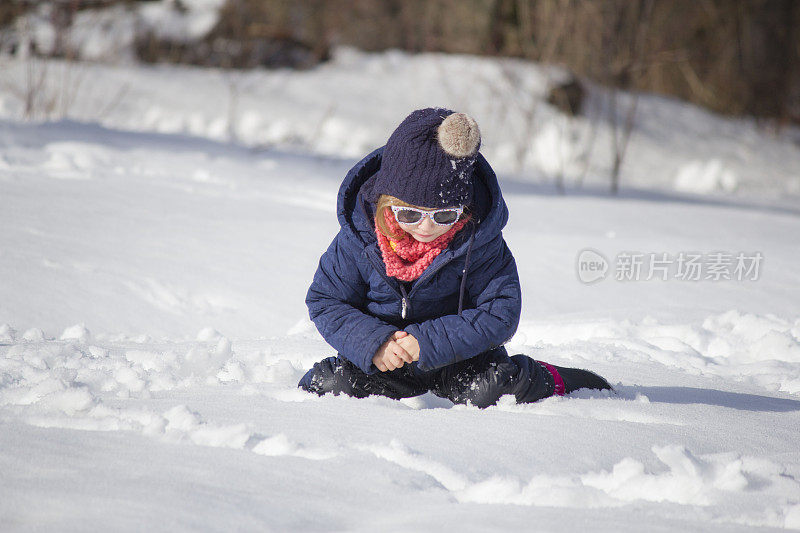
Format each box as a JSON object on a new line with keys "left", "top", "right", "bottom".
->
{"left": 395, "top": 209, "right": 423, "bottom": 224}
{"left": 433, "top": 210, "right": 459, "bottom": 225}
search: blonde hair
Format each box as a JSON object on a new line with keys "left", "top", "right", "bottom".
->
{"left": 374, "top": 194, "right": 470, "bottom": 241}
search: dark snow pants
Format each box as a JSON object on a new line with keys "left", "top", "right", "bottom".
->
{"left": 298, "top": 349, "right": 556, "bottom": 408}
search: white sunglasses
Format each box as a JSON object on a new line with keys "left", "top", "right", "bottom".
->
{"left": 390, "top": 205, "right": 464, "bottom": 226}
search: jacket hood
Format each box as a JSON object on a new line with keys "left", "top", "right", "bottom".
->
{"left": 336, "top": 146, "right": 509, "bottom": 258}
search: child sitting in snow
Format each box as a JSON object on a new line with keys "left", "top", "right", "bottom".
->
{"left": 298, "top": 107, "right": 611, "bottom": 407}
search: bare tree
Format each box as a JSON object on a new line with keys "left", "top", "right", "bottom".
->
{"left": 597, "top": 0, "right": 653, "bottom": 194}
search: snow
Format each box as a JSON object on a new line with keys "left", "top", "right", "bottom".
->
{"left": 1, "top": 47, "right": 800, "bottom": 204}
{"left": 674, "top": 159, "right": 739, "bottom": 194}
{"left": 1, "top": 49, "right": 800, "bottom": 531}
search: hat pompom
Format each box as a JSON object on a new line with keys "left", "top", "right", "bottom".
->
{"left": 437, "top": 112, "right": 481, "bottom": 158}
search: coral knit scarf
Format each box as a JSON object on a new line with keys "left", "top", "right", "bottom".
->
{"left": 375, "top": 207, "right": 470, "bottom": 281}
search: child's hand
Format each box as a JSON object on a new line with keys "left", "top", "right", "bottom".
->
{"left": 372, "top": 331, "right": 414, "bottom": 372}
{"left": 395, "top": 333, "right": 420, "bottom": 362}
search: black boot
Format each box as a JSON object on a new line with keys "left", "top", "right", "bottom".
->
{"left": 551, "top": 365, "right": 613, "bottom": 394}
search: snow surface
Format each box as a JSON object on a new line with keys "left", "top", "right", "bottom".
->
{"left": 1, "top": 51, "right": 800, "bottom": 531}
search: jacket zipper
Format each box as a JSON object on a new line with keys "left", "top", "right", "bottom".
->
{"left": 408, "top": 224, "right": 474, "bottom": 298}
{"left": 364, "top": 246, "right": 459, "bottom": 320}
{"left": 364, "top": 248, "right": 410, "bottom": 321}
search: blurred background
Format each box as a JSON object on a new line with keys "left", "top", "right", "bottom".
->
{"left": 1, "top": 0, "right": 799, "bottom": 198}
{"left": 3, "top": 0, "right": 799, "bottom": 120}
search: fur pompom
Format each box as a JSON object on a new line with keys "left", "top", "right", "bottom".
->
{"left": 437, "top": 113, "right": 481, "bottom": 158}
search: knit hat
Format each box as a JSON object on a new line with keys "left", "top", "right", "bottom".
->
{"left": 370, "top": 107, "right": 482, "bottom": 208}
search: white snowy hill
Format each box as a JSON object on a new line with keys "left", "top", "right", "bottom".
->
{"left": 2, "top": 46, "right": 800, "bottom": 201}
{"left": 1, "top": 49, "right": 800, "bottom": 531}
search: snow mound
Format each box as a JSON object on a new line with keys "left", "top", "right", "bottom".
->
{"left": 512, "top": 310, "right": 800, "bottom": 395}
{"left": 59, "top": 324, "right": 91, "bottom": 343}
{"left": 0, "top": 323, "right": 14, "bottom": 343}
{"left": 364, "top": 438, "right": 799, "bottom": 528}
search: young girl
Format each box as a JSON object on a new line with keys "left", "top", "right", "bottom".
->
{"left": 298, "top": 108, "right": 611, "bottom": 408}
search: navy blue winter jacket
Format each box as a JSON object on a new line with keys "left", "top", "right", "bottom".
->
{"left": 306, "top": 146, "right": 522, "bottom": 375}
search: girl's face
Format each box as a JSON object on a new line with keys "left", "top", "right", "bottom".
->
{"left": 397, "top": 209, "right": 454, "bottom": 242}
